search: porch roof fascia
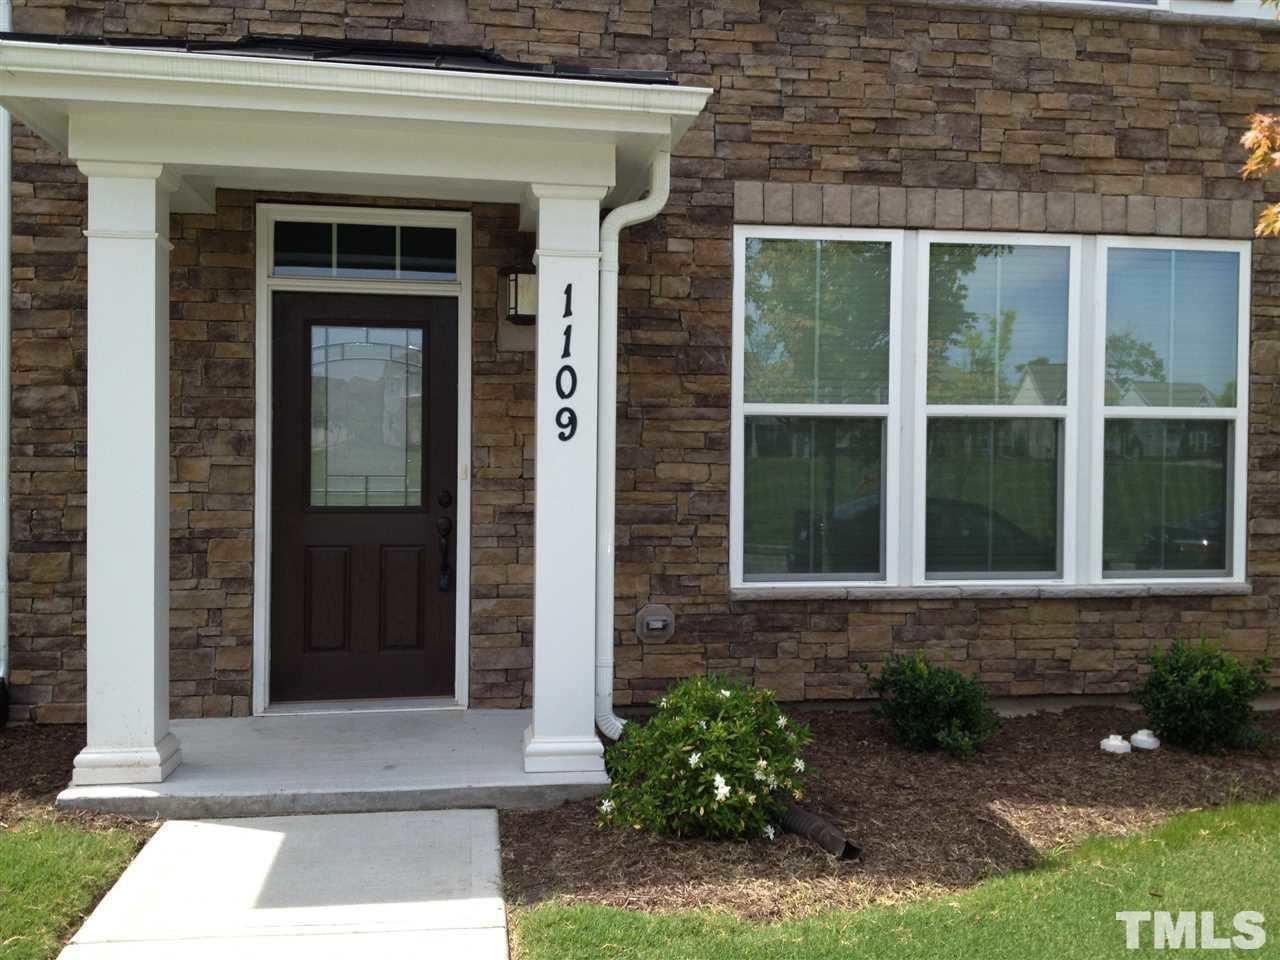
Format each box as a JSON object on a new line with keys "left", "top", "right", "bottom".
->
{"left": 0, "top": 38, "right": 711, "bottom": 147}
{"left": 0, "top": 38, "right": 713, "bottom": 211}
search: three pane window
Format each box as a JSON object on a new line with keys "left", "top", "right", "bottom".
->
{"left": 733, "top": 228, "right": 1248, "bottom": 588}
{"left": 273, "top": 220, "right": 457, "bottom": 281}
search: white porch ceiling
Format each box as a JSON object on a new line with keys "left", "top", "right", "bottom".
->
{"left": 0, "top": 38, "right": 712, "bottom": 218}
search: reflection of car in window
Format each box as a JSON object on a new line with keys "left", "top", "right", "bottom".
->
{"left": 925, "top": 499, "right": 1056, "bottom": 574}
{"left": 787, "top": 494, "right": 880, "bottom": 576}
{"left": 1136, "top": 507, "right": 1226, "bottom": 571}
{"left": 783, "top": 496, "right": 1056, "bottom": 576}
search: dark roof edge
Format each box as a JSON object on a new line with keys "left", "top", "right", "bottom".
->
{"left": 0, "top": 32, "right": 678, "bottom": 85}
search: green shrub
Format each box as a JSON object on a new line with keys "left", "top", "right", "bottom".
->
{"left": 866, "top": 651, "right": 999, "bottom": 758}
{"left": 1134, "top": 639, "right": 1271, "bottom": 753}
{"left": 598, "top": 675, "right": 812, "bottom": 840}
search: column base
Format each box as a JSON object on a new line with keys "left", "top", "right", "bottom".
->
{"left": 71, "top": 732, "right": 182, "bottom": 786}
{"left": 523, "top": 725, "right": 606, "bottom": 774}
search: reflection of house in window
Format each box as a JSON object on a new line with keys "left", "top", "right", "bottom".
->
{"left": 1104, "top": 420, "right": 1222, "bottom": 461}
{"left": 1012, "top": 362, "right": 1068, "bottom": 406}
{"left": 1114, "top": 380, "right": 1216, "bottom": 408}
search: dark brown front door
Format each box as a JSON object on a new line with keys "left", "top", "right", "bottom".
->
{"left": 270, "top": 292, "right": 457, "bottom": 702}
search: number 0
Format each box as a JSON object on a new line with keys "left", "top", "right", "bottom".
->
{"left": 556, "top": 364, "right": 577, "bottom": 400}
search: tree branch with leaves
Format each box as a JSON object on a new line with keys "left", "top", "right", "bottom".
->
{"left": 1242, "top": 113, "right": 1280, "bottom": 236}
{"left": 1243, "top": 2, "right": 1280, "bottom": 236}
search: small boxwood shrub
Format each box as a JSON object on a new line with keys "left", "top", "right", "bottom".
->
{"left": 1134, "top": 639, "right": 1271, "bottom": 753}
{"left": 598, "top": 675, "right": 812, "bottom": 840}
{"left": 866, "top": 651, "right": 999, "bottom": 758}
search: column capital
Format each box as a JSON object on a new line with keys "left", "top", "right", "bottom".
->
{"left": 527, "top": 183, "right": 610, "bottom": 202}
{"left": 77, "top": 160, "right": 167, "bottom": 182}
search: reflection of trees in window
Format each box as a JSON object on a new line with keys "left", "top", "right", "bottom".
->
{"left": 744, "top": 239, "right": 892, "bottom": 404}
{"left": 925, "top": 244, "right": 1079, "bottom": 406}
{"left": 1105, "top": 331, "right": 1166, "bottom": 398}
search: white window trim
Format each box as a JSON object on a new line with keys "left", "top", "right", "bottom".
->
{"left": 730, "top": 226, "right": 1252, "bottom": 594}
{"left": 1089, "top": 235, "right": 1251, "bottom": 587}
{"left": 912, "top": 231, "right": 1084, "bottom": 587}
{"left": 729, "top": 225, "right": 906, "bottom": 590}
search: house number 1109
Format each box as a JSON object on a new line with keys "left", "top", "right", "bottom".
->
{"left": 555, "top": 283, "right": 577, "bottom": 441}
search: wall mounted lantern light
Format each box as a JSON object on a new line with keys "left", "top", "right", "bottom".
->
{"left": 504, "top": 269, "right": 538, "bottom": 326}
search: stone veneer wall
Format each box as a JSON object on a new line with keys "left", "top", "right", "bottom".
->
{"left": 8, "top": 0, "right": 1280, "bottom": 720}
{"left": 9, "top": 177, "right": 534, "bottom": 721}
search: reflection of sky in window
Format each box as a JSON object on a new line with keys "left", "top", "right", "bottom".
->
{"left": 1106, "top": 249, "right": 1237, "bottom": 406}
{"left": 939, "top": 245, "right": 1069, "bottom": 381}
{"left": 743, "top": 238, "right": 891, "bottom": 404}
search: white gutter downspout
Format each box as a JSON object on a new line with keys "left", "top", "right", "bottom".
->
{"left": 0, "top": 0, "right": 13, "bottom": 715}
{"left": 595, "top": 149, "right": 671, "bottom": 741}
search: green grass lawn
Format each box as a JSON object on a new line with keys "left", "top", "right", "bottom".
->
{"left": 0, "top": 820, "right": 139, "bottom": 960}
{"left": 513, "top": 801, "right": 1280, "bottom": 960}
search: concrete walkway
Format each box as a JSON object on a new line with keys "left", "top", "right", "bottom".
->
{"left": 59, "top": 810, "right": 507, "bottom": 959}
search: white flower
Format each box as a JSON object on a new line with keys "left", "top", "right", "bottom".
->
{"left": 719, "top": 689, "right": 732, "bottom": 699}
{"left": 712, "top": 773, "right": 731, "bottom": 802}
{"left": 688, "top": 751, "right": 702, "bottom": 768}
{"left": 775, "top": 715, "right": 787, "bottom": 729}
{"left": 599, "top": 798, "right": 614, "bottom": 814}
{"left": 756, "top": 758, "right": 768, "bottom": 769}
{"left": 767, "top": 774, "right": 778, "bottom": 790}
{"left": 763, "top": 824, "right": 776, "bottom": 841}
{"left": 793, "top": 758, "right": 805, "bottom": 773}
{"left": 753, "top": 768, "right": 766, "bottom": 782}
{"left": 746, "top": 793, "right": 756, "bottom": 806}
{"left": 699, "top": 720, "right": 708, "bottom": 730}
{"left": 658, "top": 697, "right": 668, "bottom": 709}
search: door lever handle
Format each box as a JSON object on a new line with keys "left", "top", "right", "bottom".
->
{"left": 436, "top": 515, "right": 454, "bottom": 592}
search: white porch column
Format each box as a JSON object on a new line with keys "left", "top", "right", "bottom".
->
{"left": 523, "top": 184, "right": 609, "bottom": 774}
{"left": 71, "top": 162, "right": 180, "bottom": 786}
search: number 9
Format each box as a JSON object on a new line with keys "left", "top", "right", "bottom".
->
{"left": 555, "top": 407, "right": 577, "bottom": 442}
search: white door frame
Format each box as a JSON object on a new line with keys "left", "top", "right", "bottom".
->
{"left": 251, "top": 202, "right": 473, "bottom": 715}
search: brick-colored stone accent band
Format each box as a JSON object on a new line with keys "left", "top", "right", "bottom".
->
{"left": 734, "top": 182, "right": 1259, "bottom": 239}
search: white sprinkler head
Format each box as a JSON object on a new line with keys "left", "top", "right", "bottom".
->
{"left": 1131, "top": 729, "right": 1160, "bottom": 750}
{"left": 1100, "top": 734, "right": 1132, "bottom": 754}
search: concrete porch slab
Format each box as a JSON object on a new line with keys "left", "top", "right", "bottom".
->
{"left": 59, "top": 810, "right": 507, "bottom": 959}
{"left": 57, "top": 708, "right": 608, "bottom": 819}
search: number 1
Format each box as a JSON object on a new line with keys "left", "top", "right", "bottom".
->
{"left": 563, "top": 283, "right": 573, "bottom": 318}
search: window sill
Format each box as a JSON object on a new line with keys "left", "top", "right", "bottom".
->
{"left": 729, "top": 582, "right": 1253, "bottom": 602}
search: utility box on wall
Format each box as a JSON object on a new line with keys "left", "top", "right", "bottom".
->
{"left": 635, "top": 603, "right": 675, "bottom": 642}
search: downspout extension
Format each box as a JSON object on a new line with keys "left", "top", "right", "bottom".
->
{"left": 0, "top": 0, "right": 13, "bottom": 726}
{"left": 595, "top": 150, "right": 672, "bottom": 741}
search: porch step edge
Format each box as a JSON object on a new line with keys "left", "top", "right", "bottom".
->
{"left": 55, "top": 778, "right": 608, "bottom": 820}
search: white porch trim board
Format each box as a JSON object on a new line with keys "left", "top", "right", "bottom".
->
{"left": 75, "top": 162, "right": 181, "bottom": 785}
{"left": 523, "top": 184, "right": 609, "bottom": 774}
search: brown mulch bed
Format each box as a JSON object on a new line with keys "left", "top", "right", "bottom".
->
{"left": 500, "top": 706, "right": 1280, "bottom": 921}
{"left": 0, "top": 723, "right": 156, "bottom": 840}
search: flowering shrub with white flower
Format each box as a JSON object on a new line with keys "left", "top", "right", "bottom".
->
{"left": 597, "top": 675, "right": 812, "bottom": 840}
